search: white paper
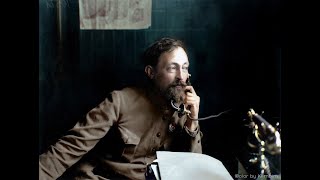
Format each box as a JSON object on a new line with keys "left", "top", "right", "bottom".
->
{"left": 156, "top": 151, "right": 233, "bottom": 180}
{"left": 79, "top": 0, "right": 152, "bottom": 29}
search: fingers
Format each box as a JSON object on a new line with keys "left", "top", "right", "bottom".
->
{"left": 185, "top": 92, "right": 194, "bottom": 98}
{"left": 184, "top": 99, "right": 199, "bottom": 106}
{"left": 184, "top": 95, "right": 200, "bottom": 120}
{"left": 185, "top": 86, "right": 196, "bottom": 95}
{"left": 184, "top": 93, "right": 200, "bottom": 106}
{"left": 183, "top": 86, "right": 200, "bottom": 120}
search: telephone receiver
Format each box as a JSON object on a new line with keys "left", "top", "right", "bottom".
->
{"left": 170, "top": 74, "right": 192, "bottom": 116}
{"left": 186, "top": 73, "right": 191, "bottom": 86}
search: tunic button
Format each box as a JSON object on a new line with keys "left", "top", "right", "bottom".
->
{"left": 156, "top": 132, "right": 161, "bottom": 137}
{"left": 169, "top": 123, "right": 176, "bottom": 132}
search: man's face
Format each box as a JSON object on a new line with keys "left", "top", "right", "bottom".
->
{"left": 153, "top": 47, "right": 190, "bottom": 103}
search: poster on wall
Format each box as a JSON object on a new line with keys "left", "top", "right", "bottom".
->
{"left": 79, "top": 0, "right": 152, "bottom": 29}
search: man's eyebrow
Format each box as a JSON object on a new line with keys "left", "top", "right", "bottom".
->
{"left": 167, "top": 62, "right": 178, "bottom": 66}
{"left": 168, "top": 62, "right": 189, "bottom": 66}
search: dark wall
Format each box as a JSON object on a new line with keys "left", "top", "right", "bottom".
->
{"left": 39, "top": 0, "right": 282, "bottom": 176}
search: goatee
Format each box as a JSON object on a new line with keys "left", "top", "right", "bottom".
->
{"left": 163, "top": 80, "right": 188, "bottom": 104}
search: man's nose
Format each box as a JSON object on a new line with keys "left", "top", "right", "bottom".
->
{"left": 176, "top": 69, "right": 183, "bottom": 80}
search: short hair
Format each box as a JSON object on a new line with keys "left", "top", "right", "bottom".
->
{"left": 142, "top": 37, "right": 187, "bottom": 67}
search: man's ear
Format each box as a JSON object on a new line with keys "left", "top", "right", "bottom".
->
{"left": 145, "top": 65, "right": 155, "bottom": 79}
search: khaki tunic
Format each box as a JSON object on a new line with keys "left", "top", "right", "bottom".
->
{"left": 39, "top": 87, "right": 202, "bottom": 180}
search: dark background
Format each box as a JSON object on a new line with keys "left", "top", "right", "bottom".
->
{"left": 39, "top": 0, "right": 282, "bottom": 176}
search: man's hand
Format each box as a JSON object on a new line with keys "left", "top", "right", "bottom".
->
{"left": 184, "top": 86, "right": 200, "bottom": 131}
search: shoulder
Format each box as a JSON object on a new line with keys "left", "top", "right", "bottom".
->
{"left": 112, "top": 86, "right": 146, "bottom": 101}
{"left": 114, "top": 86, "right": 144, "bottom": 95}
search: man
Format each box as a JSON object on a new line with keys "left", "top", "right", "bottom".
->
{"left": 39, "top": 37, "right": 202, "bottom": 180}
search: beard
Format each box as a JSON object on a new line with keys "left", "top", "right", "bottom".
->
{"left": 161, "top": 79, "right": 188, "bottom": 104}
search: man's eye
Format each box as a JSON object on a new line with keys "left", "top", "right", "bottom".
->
{"left": 183, "top": 66, "right": 189, "bottom": 70}
{"left": 168, "top": 66, "right": 176, "bottom": 70}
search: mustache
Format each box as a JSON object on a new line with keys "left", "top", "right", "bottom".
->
{"left": 169, "top": 80, "right": 187, "bottom": 87}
